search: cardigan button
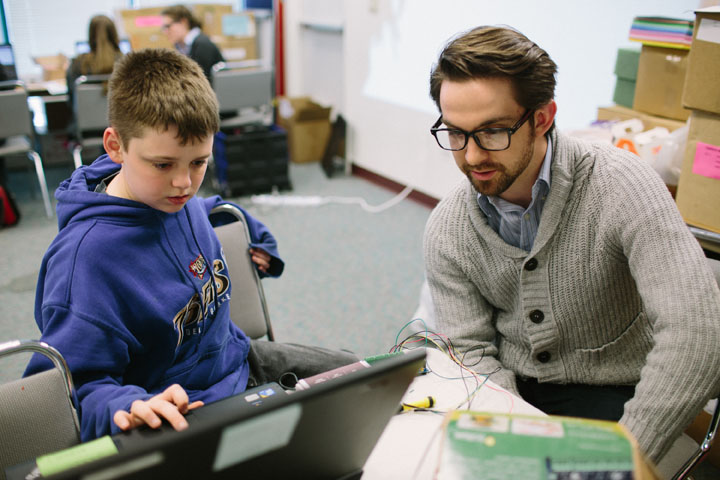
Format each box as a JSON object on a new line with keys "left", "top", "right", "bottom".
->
{"left": 529, "top": 310, "right": 544, "bottom": 324}
{"left": 524, "top": 258, "right": 538, "bottom": 271}
{"left": 536, "top": 351, "right": 551, "bottom": 363}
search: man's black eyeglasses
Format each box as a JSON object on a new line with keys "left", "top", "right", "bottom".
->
{"left": 162, "top": 20, "right": 179, "bottom": 30}
{"left": 430, "top": 109, "right": 533, "bottom": 152}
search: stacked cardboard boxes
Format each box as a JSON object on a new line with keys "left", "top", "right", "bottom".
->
{"left": 612, "top": 47, "right": 640, "bottom": 108}
{"left": 115, "top": 4, "right": 257, "bottom": 63}
{"left": 675, "top": 7, "right": 720, "bottom": 235}
{"left": 116, "top": 7, "right": 173, "bottom": 51}
{"left": 633, "top": 45, "right": 690, "bottom": 121}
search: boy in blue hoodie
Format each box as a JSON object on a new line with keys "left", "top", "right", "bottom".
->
{"left": 26, "top": 48, "right": 356, "bottom": 441}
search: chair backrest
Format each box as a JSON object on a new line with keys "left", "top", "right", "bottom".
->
{"left": 708, "top": 257, "right": 720, "bottom": 287}
{"left": 210, "top": 204, "right": 274, "bottom": 340}
{"left": 0, "top": 81, "right": 33, "bottom": 139}
{"left": 0, "top": 340, "right": 80, "bottom": 479}
{"left": 74, "top": 75, "right": 110, "bottom": 135}
{"left": 213, "top": 66, "right": 273, "bottom": 113}
{"left": 672, "top": 257, "right": 720, "bottom": 479}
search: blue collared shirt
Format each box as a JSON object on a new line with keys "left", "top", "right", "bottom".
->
{"left": 477, "top": 138, "right": 553, "bottom": 251}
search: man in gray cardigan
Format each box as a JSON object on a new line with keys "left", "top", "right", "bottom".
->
{"left": 424, "top": 25, "right": 720, "bottom": 465}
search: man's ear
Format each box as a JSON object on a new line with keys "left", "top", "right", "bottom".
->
{"left": 533, "top": 100, "right": 557, "bottom": 137}
{"left": 103, "top": 127, "right": 124, "bottom": 164}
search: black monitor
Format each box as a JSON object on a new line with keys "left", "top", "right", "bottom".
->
{"left": 17, "top": 349, "right": 426, "bottom": 480}
{"left": 0, "top": 43, "right": 18, "bottom": 81}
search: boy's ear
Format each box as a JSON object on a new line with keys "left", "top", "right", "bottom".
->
{"left": 103, "top": 127, "right": 124, "bottom": 164}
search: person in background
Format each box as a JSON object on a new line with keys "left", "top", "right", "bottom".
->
{"left": 423, "top": 25, "right": 720, "bottom": 466}
{"left": 161, "top": 5, "right": 224, "bottom": 82}
{"left": 66, "top": 14, "right": 122, "bottom": 112}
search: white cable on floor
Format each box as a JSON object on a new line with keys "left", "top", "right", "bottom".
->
{"left": 250, "top": 184, "right": 414, "bottom": 214}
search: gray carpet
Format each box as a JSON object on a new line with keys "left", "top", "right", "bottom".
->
{"left": 0, "top": 161, "right": 432, "bottom": 384}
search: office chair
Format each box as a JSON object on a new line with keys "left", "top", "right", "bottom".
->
{"left": 211, "top": 62, "right": 274, "bottom": 130}
{"left": 0, "top": 339, "right": 80, "bottom": 479}
{"left": 0, "top": 80, "right": 53, "bottom": 218}
{"left": 672, "top": 257, "right": 720, "bottom": 479}
{"left": 210, "top": 203, "right": 275, "bottom": 340}
{"left": 71, "top": 74, "right": 110, "bottom": 169}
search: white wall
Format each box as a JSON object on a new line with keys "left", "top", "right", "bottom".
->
{"left": 283, "top": 0, "right": 345, "bottom": 115}
{"left": 4, "top": 0, "right": 128, "bottom": 80}
{"left": 285, "top": 0, "right": 700, "bottom": 200}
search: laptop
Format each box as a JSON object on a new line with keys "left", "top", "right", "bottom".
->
{"left": 0, "top": 43, "right": 18, "bottom": 81}
{"left": 34, "top": 348, "right": 426, "bottom": 480}
{"left": 75, "top": 39, "right": 132, "bottom": 56}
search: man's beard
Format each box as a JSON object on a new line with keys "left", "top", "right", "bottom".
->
{"left": 466, "top": 135, "right": 535, "bottom": 197}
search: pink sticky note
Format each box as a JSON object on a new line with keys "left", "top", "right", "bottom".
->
{"left": 692, "top": 141, "right": 720, "bottom": 180}
{"left": 135, "top": 16, "right": 165, "bottom": 28}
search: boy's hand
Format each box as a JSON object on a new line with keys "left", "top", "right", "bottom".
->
{"left": 113, "top": 384, "right": 204, "bottom": 432}
{"left": 249, "top": 248, "right": 271, "bottom": 273}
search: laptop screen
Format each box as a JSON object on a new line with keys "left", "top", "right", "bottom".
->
{"left": 29, "top": 349, "right": 426, "bottom": 480}
{"left": 0, "top": 43, "right": 18, "bottom": 81}
{"left": 74, "top": 39, "right": 132, "bottom": 56}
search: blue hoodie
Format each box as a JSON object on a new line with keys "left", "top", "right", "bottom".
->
{"left": 25, "top": 155, "right": 284, "bottom": 441}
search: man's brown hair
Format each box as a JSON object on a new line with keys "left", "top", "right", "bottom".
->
{"left": 161, "top": 5, "right": 202, "bottom": 30}
{"left": 430, "top": 26, "right": 557, "bottom": 114}
{"left": 107, "top": 48, "right": 219, "bottom": 147}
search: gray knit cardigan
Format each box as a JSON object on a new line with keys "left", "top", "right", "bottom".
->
{"left": 423, "top": 128, "right": 720, "bottom": 462}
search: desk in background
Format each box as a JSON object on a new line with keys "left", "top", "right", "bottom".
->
{"left": 25, "top": 79, "right": 70, "bottom": 135}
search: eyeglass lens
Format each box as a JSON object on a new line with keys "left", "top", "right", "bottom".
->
{"left": 435, "top": 129, "right": 510, "bottom": 151}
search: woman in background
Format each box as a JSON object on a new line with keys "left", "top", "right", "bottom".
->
{"left": 66, "top": 14, "right": 122, "bottom": 129}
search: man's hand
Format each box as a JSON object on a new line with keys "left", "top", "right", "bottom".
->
{"left": 249, "top": 248, "right": 271, "bottom": 273}
{"left": 113, "top": 384, "right": 204, "bottom": 432}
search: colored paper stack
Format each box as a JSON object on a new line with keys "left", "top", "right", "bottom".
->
{"left": 629, "top": 16, "right": 694, "bottom": 50}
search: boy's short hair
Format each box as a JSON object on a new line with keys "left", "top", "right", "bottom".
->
{"left": 161, "top": 5, "right": 202, "bottom": 30}
{"left": 108, "top": 48, "right": 219, "bottom": 147}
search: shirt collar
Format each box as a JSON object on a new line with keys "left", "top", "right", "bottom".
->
{"left": 184, "top": 27, "right": 202, "bottom": 48}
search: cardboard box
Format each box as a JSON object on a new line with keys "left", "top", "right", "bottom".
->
{"left": 613, "top": 78, "right": 636, "bottom": 109}
{"left": 128, "top": 31, "right": 172, "bottom": 51}
{"left": 117, "top": 5, "right": 232, "bottom": 46}
{"left": 213, "top": 35, "right": 257, "bottom": 62}
{"left": 682, "top": 7, "right": 720, "bottom": 114}
{"left": 192, "top": 4, "right": 233, "bottom": 37}
{"left": 597, "top": 105, "right": 687, "bottom": 132}
{"left": 33, "top": 54, "right": 68, "bottom": 81}
{"left": 633, "top": 45, "right": 690, "bottom": 121}
{"left": 613, "top": 47, "right": 640, "bottom": 108}
{"left": 116, "top": 7, "right": 166, "bottom": 39}
{"left": 222, "top": 12, "right": 256, "bottom": 37}
{"left": 276, "top": 97, "right": 332, "bottom": 163}
{"left": 675, "top": 110, "right": 720, "bottom": 233}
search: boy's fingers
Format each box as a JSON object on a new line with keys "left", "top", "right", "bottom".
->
{"left": 129, "top": 400, "right": 162, "bottom": 429}
{"left": 113, "top": 410, "right": 131, "bottom": 430}
{"left": 114, "top": 386, "right": 198, "bottom": 432}
{"left": 152, "top": 400, "right": 189, "bottom": 431}
{"left": 164, "top": 384, "right": 191, "bottom": 412}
